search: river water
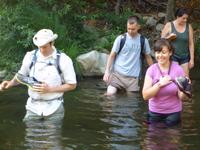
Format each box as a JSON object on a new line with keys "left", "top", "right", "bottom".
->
{"left": 0, "top": 78, "right": 200, "bottom": 150}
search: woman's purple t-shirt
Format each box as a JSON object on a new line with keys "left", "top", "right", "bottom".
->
{"left": 146, "top": 61, "right": 185, "bottom": 114}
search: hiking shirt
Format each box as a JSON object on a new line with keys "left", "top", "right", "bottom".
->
{"left": 112, "top": 33, "right": 151, "bottom": 77}
{"left": 146, "top": 61, "right": 184, "bottom": 114}
{"left": 171, "top": 22, "right": 189, "bottom": 58}
{"left": 18, "top": 48, "right": 77, "bottom": 116}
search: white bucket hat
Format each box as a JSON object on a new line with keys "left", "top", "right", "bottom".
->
{"left": 33, "top": 29, "right": 58, "bottom": 47}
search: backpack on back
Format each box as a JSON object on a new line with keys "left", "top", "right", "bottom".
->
{"left": 29, "top": 49, "right": 62, "bottom": 75}
{"left": 118, "top": 33, "right": 145, "bottom": 55}
{"left": 117, "top": 33, "right": 146, "bottom": 78}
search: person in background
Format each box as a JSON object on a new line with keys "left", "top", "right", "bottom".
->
{"left": 161, "top": 8, "right": 194, "bottom": 77}
{"left": 142, "top": 39, "right": 188, "bottom": 126}
{"left": 103, "top": 16, "right": 153, "bottom": 96}
{"left": 0, "top": 29, "right": 77, "bottom": 121}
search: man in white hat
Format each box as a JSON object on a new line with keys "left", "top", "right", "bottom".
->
{"left": 0, "top": 29, "right": 77, "bottom": 121}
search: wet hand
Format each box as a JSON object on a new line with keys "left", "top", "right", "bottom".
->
{"left": 32, "top": 82, "right": 51, "bottom": 93}
{"left": 0, "top": 81, "right": 11, "bottom": 90}
{"left": 189, "top": 60, "right": 194, "bottom": 69}
{"left": 103, "top": 72, "right": 110, "bottom": 83}
{"left": 159, "top": 75, "right": 172, "bottom": 87}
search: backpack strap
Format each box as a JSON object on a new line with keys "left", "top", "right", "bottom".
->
{"left": 117, "top": 34, "right": 146, "bottom": 78}
{"left": 118, "top": 33, "right": 126, "bottom": 54}
{"left": 56, "top": 50, "right": 65, "bottom": 84}
{"left": 139, "top": 35, "right": 146, "bottom": 79}
{"left": 56, "top": 50, "right": 62, "bottom": 75}
{"left": 140, "top": 35, "right": 145, "bottom": 55}
{"left": 29, "top": 49, "right": 62, "bottom": 75}
{"left": 29, "top": 49, "right": 38, "bottom": 70}
{"left": 118, "top": 33, "right": 145, "bottom": 55}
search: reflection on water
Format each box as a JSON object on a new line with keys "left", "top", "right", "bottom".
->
{"left": 100, "top": 93, "right": 142, "bottom": 150}
{"left": 24, "top": 118, "right": 63, "bottom": 150}
{"left": 0, "top": 79, "right": 200, "bottom": 149}
{"left": 141, "top": 124, "right": 182, "bottom": 150}
{"left": 24, "top": 106, "right": 64, "bottom": 150}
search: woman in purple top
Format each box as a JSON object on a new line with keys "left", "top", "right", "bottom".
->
{"left": 142, "top": 39, "right": 188, "bottom": 126}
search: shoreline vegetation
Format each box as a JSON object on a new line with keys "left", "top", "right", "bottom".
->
{"left": 0, "top": 1, "right": 200, "bottom": 79}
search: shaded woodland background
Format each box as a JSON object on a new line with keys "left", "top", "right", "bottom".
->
{"left": 0, "top": 0, "right": 199, "bottom": 78}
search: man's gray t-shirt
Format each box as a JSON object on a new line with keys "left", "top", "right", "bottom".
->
{"left": 112, "top": 33, "right": 151, "bottom": 77}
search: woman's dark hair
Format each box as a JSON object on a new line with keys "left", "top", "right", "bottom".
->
{"left": 175, "top": 8, "right": 189, "bottom": 18}
{"left": 154, "top": 38, "right": 174, "bottom": 54}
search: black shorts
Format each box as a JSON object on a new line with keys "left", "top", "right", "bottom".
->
{"left": 172, "top": 55, "right": 190, "bottom": 65}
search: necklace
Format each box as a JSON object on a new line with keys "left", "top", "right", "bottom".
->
{"left": 156, "top": 61, "right": 172, "bottom": 77}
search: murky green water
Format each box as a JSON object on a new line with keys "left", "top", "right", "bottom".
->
{"left": 0, "top": 78, "right": 200, "bottom": 150}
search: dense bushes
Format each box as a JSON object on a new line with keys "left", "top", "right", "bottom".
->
{"left": 2, "top": 0, "right": 199, "bottom": 78}
{"left": 0, "top": 0, "right": 135, "bottom": 76}
{"left": 0, "top": 1, "right": 83, "bottom": 71}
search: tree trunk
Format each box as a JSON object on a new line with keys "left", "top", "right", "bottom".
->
{"left": 166, "top": 0, "right": 175, "bottom": 22}
{"left": 115, "top": 0, "right": 123, "bottom": 15}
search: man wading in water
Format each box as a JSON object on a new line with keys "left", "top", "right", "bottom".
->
{"left": 0, "top": 29, "right": 77, "bottom": 121}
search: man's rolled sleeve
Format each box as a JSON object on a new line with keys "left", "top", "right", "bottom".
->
{"left": 144, "top": 38, "right": 152, "bottom": 55}
{"left": 18, "top": 52, "right": 33, "bottom": 76}
{"left": 60, "top": 54, "right": 77, "bottom": 84}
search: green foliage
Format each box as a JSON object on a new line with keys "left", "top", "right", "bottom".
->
{"left": 0, "top": 0, "right": 86, "bottom": 74}
{"left": 62, "top": 42, "right": 84, "bottom": 76}
{"left": 0, "top": 0, "right": 199, "bottom": 79}
{"left": 62, "top": 42, "right": 82, "bottom": 61}
{"left": 2, "top": 0, "right": 85, "bottom": 76}
{"left": 78, "top": 25, "right": 101, "bottom": 49}
{"left": 195, "top": 39, "right": 200, "bottom": 57}
{"left": 0, "top": 0, "right": 148, "bottom": 77}
{"left": 192, "top": 23, "right": 200, "bottom": 59}
{"left": 0, "top": 51, "right": 22, "bottom": 79}
{"left": 85, "top": 8, "right": 137, "bottom": 51}
{"left": 93, "top": 30, "right": 120, "bottom": 51}
{"left": 101, "top": 8, "right": 135, "bottom": 32}
{"left": 0, "top": 2, "right": 136, "bottom": 77}
{"left": 75, "top": 7, "right": 135, "bottom": 51}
